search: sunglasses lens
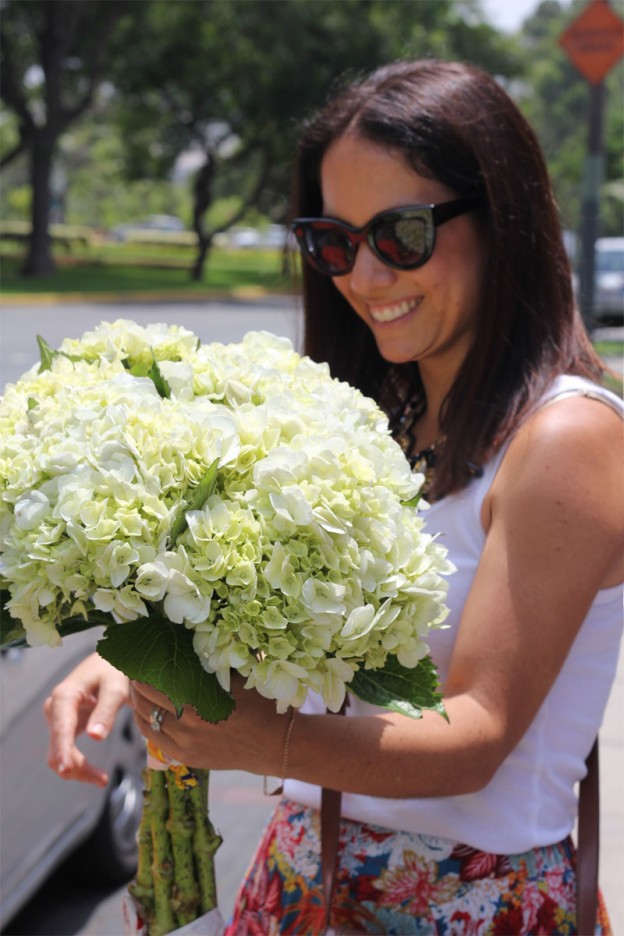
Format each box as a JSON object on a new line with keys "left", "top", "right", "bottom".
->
{"left": 296, "top": 223, "right": 353, "bottom": 275}
{"left": 293, "top": 208, "right": 435, "bottom": 276}
{"left": 374, "top": 215, "right": 430, "bottom": 267}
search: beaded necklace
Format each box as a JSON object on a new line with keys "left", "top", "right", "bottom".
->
{"left": 388, "top": 396, "right": 444, "bottom": 497}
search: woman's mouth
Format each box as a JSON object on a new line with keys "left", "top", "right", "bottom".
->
{"left": 369, "top": 298, "right": 421, "bottom": 323}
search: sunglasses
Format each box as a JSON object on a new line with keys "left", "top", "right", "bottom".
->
{"left": 291, "top": 195, "right": 483, "bottom": 277}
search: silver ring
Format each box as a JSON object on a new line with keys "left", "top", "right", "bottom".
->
{"left": 149, "top": 707, "right": 166, "bottom": 733}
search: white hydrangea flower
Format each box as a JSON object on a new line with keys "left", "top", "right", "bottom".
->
{"left": 0, "top": 322, "right": 453, "bottom": 712}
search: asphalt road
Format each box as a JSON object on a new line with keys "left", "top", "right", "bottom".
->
{"left": 0, "top": 295, "right": 304, "bottom": 389}
{"left": 0, "top": 302, "right": 622, "bottom": 934}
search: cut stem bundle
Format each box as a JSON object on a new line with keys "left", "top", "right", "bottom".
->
{"left": 128, "top": 765, "right": 222, "bottom": 935}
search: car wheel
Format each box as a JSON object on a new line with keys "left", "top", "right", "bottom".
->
{"left": 70, "top": 712, "right": 146, "bottom": 885}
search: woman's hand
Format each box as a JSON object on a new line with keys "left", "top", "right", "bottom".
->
{"left": 130, "top": 677, "right": 290, "bottom": 777}
{"left": 44, "top": 652, "right": 130, "bottom": 787}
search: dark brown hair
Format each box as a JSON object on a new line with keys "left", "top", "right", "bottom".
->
{"left": 292, "top": 59, "right": 603, "bottom": 498}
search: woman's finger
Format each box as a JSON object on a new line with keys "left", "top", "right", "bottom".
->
{"left": 44, "top": 687, "right": 109, "bottom": 786}
{"left": 85, "top": 670, "right": 132, "bottom": 740}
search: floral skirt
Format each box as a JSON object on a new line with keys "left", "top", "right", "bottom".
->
{"left": 226, "top": 798, "right": 611, "bottom": 935}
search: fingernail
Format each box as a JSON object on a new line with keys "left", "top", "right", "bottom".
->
{"left": 88, "top": 723, "right": 107, "bottom": 739}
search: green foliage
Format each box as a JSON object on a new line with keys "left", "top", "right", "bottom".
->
{"left": 9, "top": 0, "right": 622, "bottom": 278}
{"left": 102, "top": 0, "right": 521, "bottom": 252}
{"left": 0, "top": 590, "right": 26, "bottom": 646}
{"left": 516, "top": 0, "right": 624, "bottom": 237}
{"left": 96, "top": 615, "right": 235, "bottom": 723}
{"left": 36, "top": 334, "right": 59, "bottom": 372}
{"left": 170, "top": 461, "right": 219, "bottom": 545}
{"left": 0, "top": 248, "right": 291, "bottom": 294}
{"left": 0, "top": 0, "right": 134, "bottom": 273}
{"left": 351, "top": 654, "right": 447, "bottom": 721}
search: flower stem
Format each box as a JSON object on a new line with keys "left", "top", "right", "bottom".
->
{"left": 128, "top": 768, "right": 156, "bottom": 927}
{"left": 149, "top": 769, "right": 177, "bottom": 935}
{"left": 167, "top": 776, "right": 201, "bottom": 927}
{"left": 189, "top": 770, "right": 222, "bottom": 913}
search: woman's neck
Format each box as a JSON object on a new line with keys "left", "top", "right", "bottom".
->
{"left": 416, "top": 364, "right": 456, "bottom": 448}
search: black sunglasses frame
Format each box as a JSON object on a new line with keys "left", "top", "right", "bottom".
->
{"left": 291, "top": 195, "right": 484, "bottom": 277}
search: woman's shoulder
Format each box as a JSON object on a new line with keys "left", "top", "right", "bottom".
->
{"left": 493, "top": 375, "right": 622, "bottom": 492}
{"left": 481, "top": 375, "right": 622, "bottom": 504}
{"left": 483, "top": 375, "right": 623, "bottom": 586}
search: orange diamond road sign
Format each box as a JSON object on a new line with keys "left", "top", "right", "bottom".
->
{"left": 559, "top": 0, "right": 624, "bottom": 84}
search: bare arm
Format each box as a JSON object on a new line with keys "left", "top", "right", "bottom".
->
{"left": 131, "top": 397, "right": 623, "bottom": 797}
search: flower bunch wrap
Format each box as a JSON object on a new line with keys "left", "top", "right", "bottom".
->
{"left": 0, "top": 321, "right": 453, "bottom": 934}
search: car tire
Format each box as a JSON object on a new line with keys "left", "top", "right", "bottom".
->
{"left": 69, "top": 712, "right": 146, "bottom": 885}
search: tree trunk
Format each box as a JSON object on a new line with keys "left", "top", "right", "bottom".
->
{"left": 22, "top": 130, "right": 56, "bottom": 277}
{"left": 190, "top": 156, "right": 216, "bottom": 282}
{"left": 191, "top": 233, "right": 214, "bottom": 283}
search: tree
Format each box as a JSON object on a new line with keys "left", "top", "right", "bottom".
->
{"left": 0, "top": 0, "right": 130, "bottom": 274}
{"left": 517, "top": 0, "right": 623, "bottom": 236}
{"left": 0, "top": 0, "right": 523, "bottom": 280}
{"left": 107, "top": 0, "right": 521, "bottom": 280}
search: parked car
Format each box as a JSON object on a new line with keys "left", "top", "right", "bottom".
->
{"left": 227, "top": 224, "right": 291, "bottom": 250}
{"left": 256, "top": 225, "right": 290, "bottom": 249}
{"left": 594, "top": 237, "right": 624, "bottom": 323}
{"left": 110, "top": 215, "right": 186, "bottom": 242}
{"left": 228, "top": 226, "right": 262, "bottom": 248}
{"left": 572, "top": 236, "right": 624, "bottom": 324}
{"left": 0, "top": 631, "right": 145, "bottom": 930}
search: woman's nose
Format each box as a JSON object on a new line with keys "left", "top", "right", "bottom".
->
{"left": 347, "top": 242, "right": 397, "bottom": 294}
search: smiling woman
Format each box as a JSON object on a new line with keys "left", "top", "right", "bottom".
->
{"left": 40, "top": 58, "right": 622, "bottom": 936}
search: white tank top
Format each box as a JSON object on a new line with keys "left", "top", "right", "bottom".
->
{"left": 285, "top": 376, "right": 624, "bottom": 853}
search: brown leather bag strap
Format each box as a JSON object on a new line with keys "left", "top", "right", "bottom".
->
{"left": 320, "top": 699, "right": 349, "bottom": 935}
{"left": 577, "top": 737, "right": 600, "bottom": 936}
{"left": 321, "top": 784, "right": 342, "bottom": 934}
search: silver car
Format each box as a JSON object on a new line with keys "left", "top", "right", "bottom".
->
{"left": 0, "top": 631, "right": 145, "bottom": 929}
{"left": 594, "top": 237, "right": 624, "bottom": 323}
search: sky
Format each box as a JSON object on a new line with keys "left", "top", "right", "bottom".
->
{"left": 481, "top": 0, "right": 572, "bottom": 32}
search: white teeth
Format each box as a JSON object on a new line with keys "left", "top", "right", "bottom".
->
{"left": 370, "top": 299, "right": 417, "bottom": 323}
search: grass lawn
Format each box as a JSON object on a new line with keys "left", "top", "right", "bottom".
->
{"left": 0, "top": 249, "right": 294, "bottom": 296}
{"left": 594, "top": 341, "right": 623, "bottom": 359}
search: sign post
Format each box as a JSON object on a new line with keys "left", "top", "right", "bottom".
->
{"left": 558, "top": 0, "right": 624, "bottom": 331}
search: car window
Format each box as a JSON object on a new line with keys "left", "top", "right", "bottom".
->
{"left": 596, "top": 250, "right": 624, "bottom": 274}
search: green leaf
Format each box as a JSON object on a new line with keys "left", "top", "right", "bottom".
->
{"left": 170, "top": 459, "right": 219, "bottom": 544}
{"left": 124, "top": 358, "right": 151, "bottom": 377}
{"left": 37, "top": 335, "right": 59, "bottom": 373}
{"left": 350, "top": 654, "right": 447, "bottom": 721}
{"left": 122, "top": 352, "right": 172, "bottom": 395}
{"left": 0, "top": 590, "right": 26, "bottom": 647}
{"left": 56, "top": 609, "right": 116, "bottom": 637}
{"left": 401, "top": 492, "right": 422, "bottom": 508}
{"left": 148, "top": 354, "right": 171, "bottom": 399}
{"left": 96, "top": 613, "right": 234, "bottom": 723}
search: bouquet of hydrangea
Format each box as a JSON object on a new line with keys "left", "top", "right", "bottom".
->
{"left": 0, "top": 321, "right": 453, "bottom": 935}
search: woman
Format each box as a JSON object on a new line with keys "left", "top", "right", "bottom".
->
{"left": 45, "top": 60, "right": 622, "bottom": 934}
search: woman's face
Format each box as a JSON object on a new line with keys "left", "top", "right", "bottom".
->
{"left": 320, "top": 134, "right": 487, "bottom": 376}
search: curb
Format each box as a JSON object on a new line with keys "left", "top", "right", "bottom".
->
{"left": 1, "top": 286, "right": 295, "bottom": 307}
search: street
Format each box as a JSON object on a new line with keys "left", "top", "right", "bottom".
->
{"left": 0, "top": 296, "right": 304, "bottom": 389}
{"left": 0, "top": 300, "right": 622, "bottom": 935}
